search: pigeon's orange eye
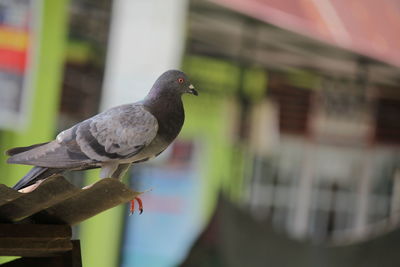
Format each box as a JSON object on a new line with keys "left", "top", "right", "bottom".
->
{"left": 178, "top": 78, "right": 184, "bottom": 84}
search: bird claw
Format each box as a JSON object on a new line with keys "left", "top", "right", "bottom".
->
{"left": 129, "top": 197, "right": 143, "bottom": 215}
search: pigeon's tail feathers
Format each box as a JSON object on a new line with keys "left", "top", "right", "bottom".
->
{"left": 12, "top": 166, "right": 64, "bottom": 190}
{"left": 6, "top": 142, "right": 50, "bottom": 156}
{"left": 6, "top": 141, "right": 58, "bottom": 165}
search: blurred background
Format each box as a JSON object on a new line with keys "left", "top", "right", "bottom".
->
{"left": 0, "top": 0, "right": 400, "bottom": 266}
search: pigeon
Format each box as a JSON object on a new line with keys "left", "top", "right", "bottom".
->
{"left": 6, "top": 70, "right": 198, "bottom": 214}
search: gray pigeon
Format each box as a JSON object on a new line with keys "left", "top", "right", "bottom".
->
{"left": 6, "top": 70, "right": 197, "bottom": 211}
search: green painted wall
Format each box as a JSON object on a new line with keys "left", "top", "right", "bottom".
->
{"left": 184, "top": 94, "right": 242, "bottom": 217}
{"left": 182, "top": 55, "right": 267, "bottom": 209}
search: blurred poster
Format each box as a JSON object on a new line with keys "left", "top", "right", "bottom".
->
{"left": 0, "top": 0, "right": 39, "bottom": 129}
{"left": 121, "top": 140, "right": 204, "bottom": 267}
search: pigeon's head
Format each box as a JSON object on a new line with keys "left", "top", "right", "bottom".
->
{"left": 151, "top": 70, "right": 198, "bottom": 98}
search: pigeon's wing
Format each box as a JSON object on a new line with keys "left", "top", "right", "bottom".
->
{"left": 75, "top": 104, "right": 159, "bottom": 161}
{"left": 7, "top": 104, "right": 159, "bottom": 168}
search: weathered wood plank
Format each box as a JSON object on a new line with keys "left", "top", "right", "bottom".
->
{"left": 0, "top": 240, "right": 81, "bottom": 266}
{"left": 0, "top": 224, "right": 72, "bottom": 257}
{"left": 0, "top": 224, "right": 71, "bottom": 238}
{"left": 0, "top": 239, "right": 73, "bottom": 257}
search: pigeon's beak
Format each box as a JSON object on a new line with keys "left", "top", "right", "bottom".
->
{"left": 187, "top": 84, "right": 198, "bottom": 96}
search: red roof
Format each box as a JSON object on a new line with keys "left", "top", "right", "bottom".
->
{"left": 212, "top": 0, "right": 400, "bottom": 67}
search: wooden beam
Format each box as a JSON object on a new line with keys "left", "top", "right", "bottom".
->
{"left": 1, "top": 241, "right": 81, "bottom": 267}
{"left": 0, "top": 224, "right": 72, "bottom": 257}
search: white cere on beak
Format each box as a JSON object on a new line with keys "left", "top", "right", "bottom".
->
{"left": 189, "top": 84, "right": 194, "bottom": 89}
